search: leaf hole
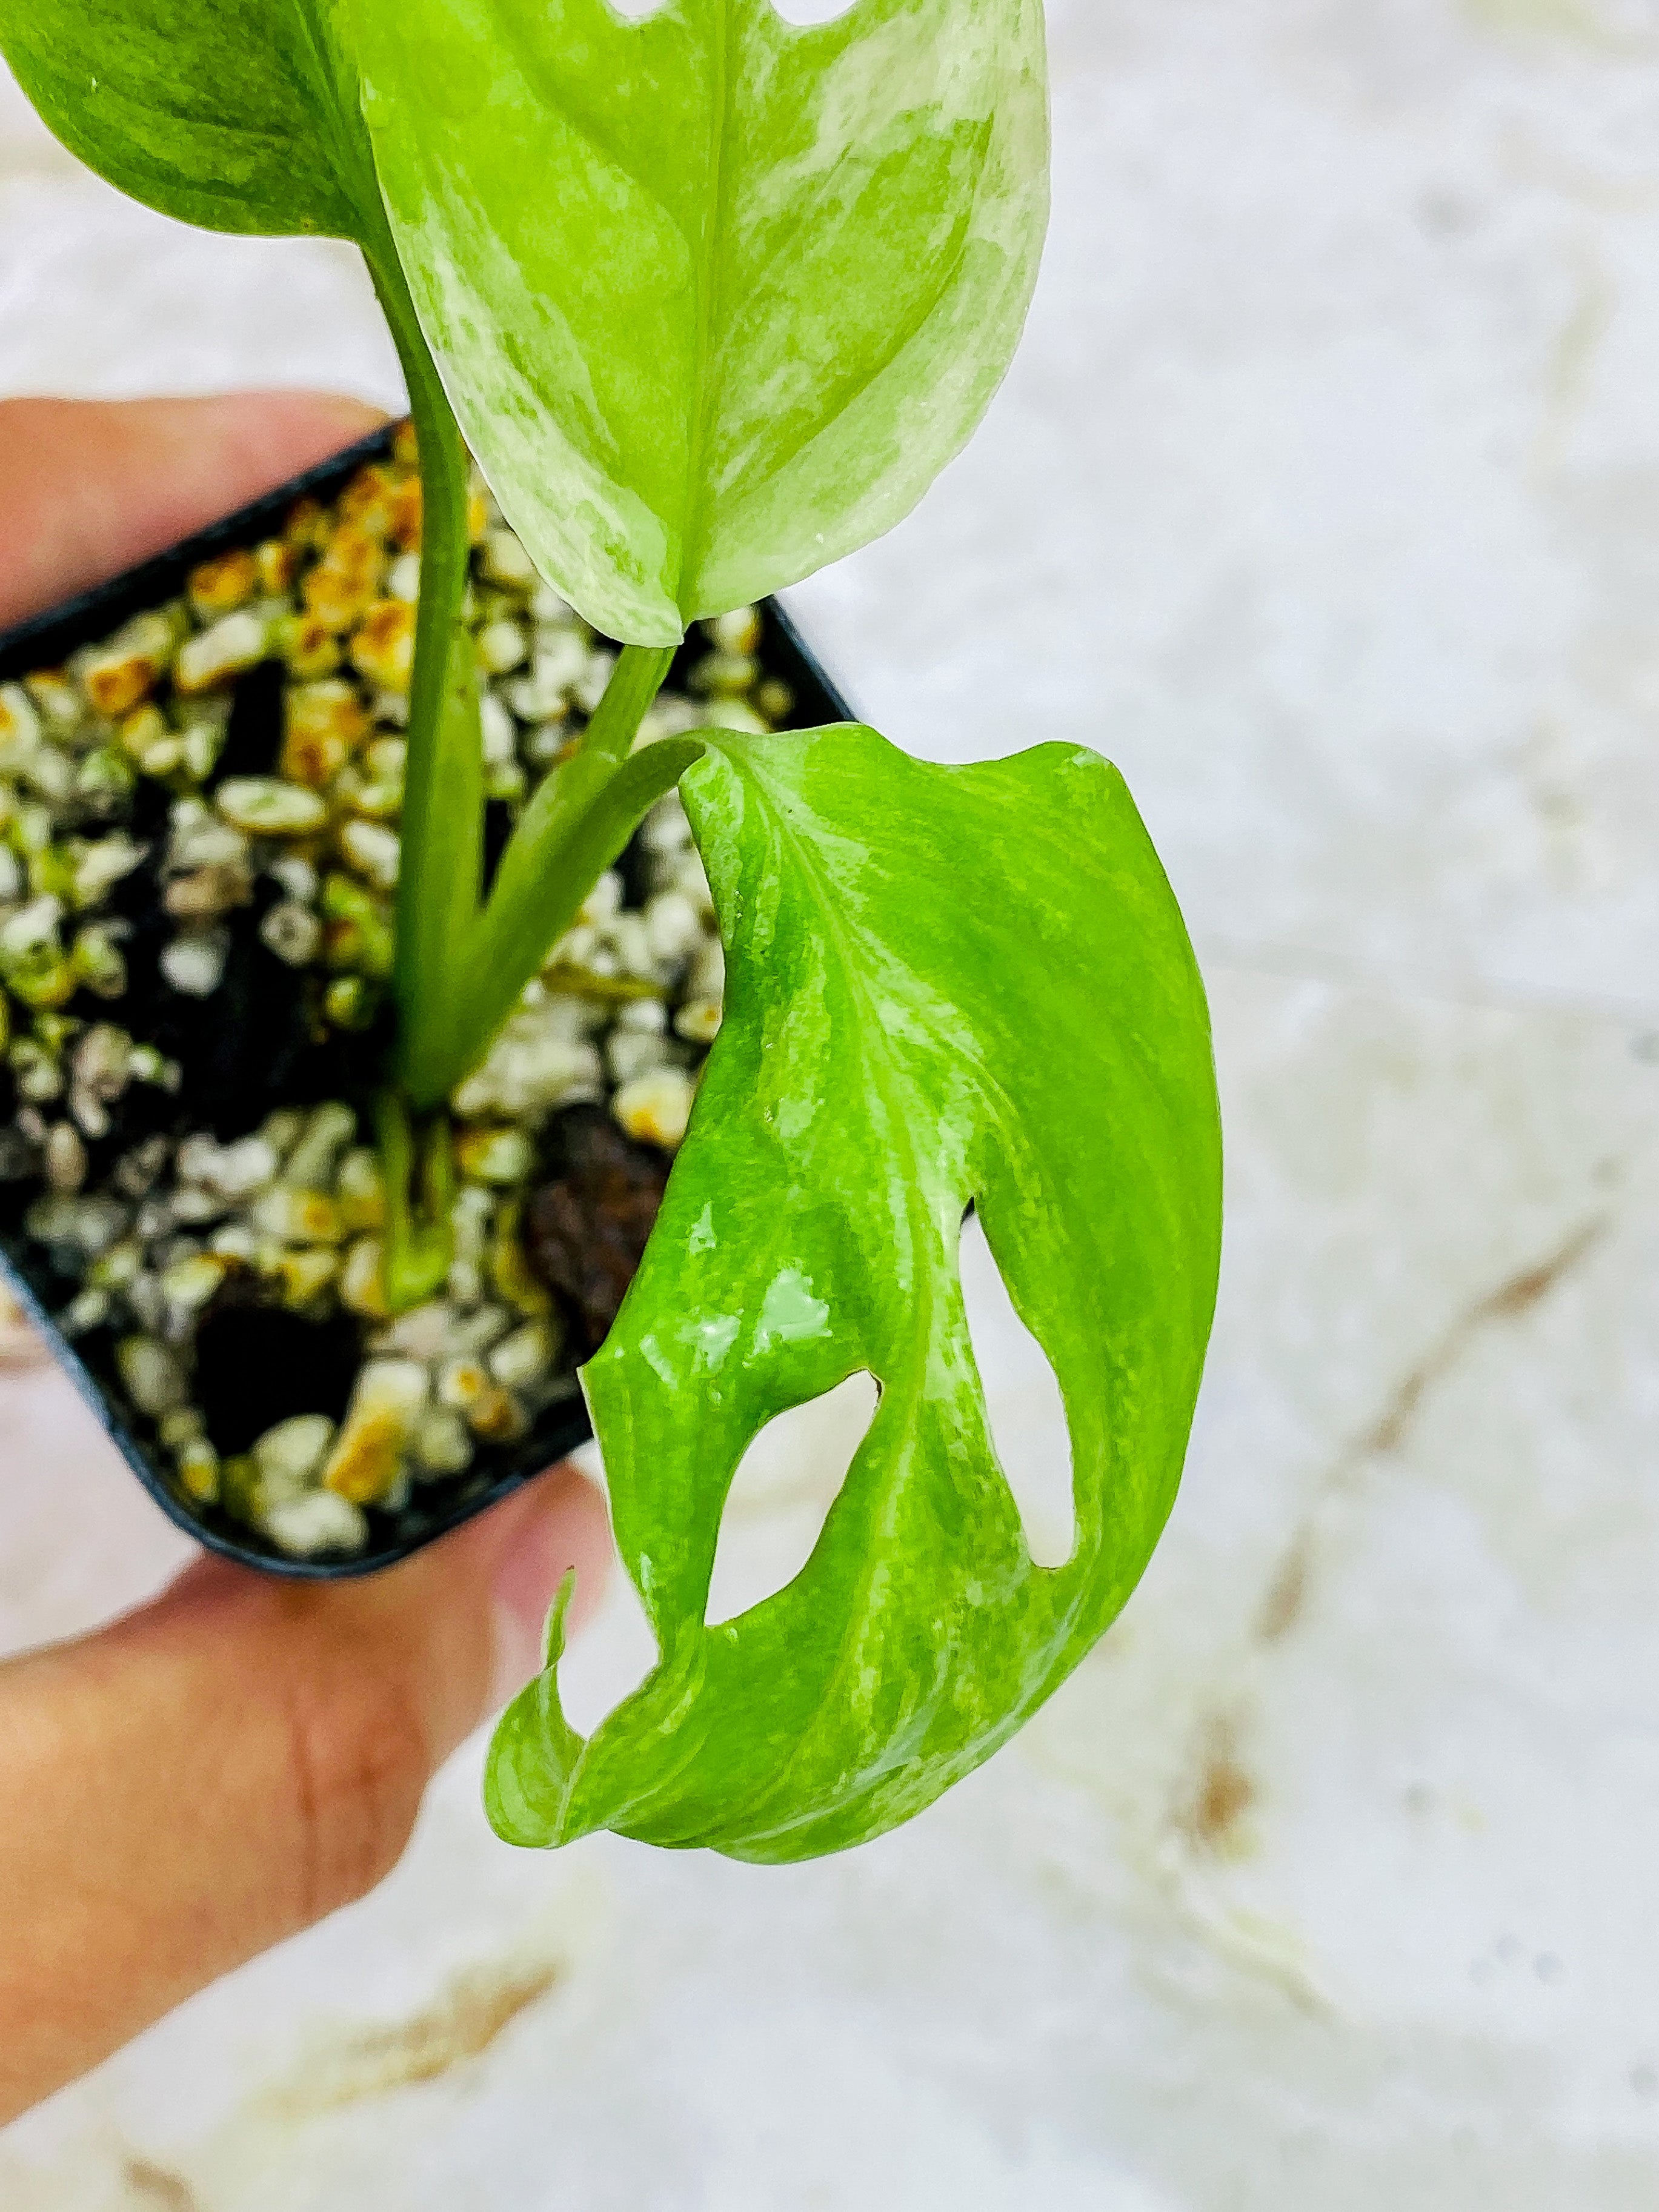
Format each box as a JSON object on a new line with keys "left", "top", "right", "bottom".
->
{"left": 705, "top": 1370, "right": 879, "bottom": 1628}
{"left": 606, "top": 0, "right": 671, "bottom": 18}
{"left": 550, "top": 1443, "right": 660, "bottom": 1736}
{"left": 960, "top": 1213, "right": 1077, "bottom": 1569}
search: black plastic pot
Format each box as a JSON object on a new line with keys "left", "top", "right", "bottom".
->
{"left": 0, "top": 422, "right": 854, "bottom": 1579}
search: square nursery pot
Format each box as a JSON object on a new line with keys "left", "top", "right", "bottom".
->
{"left": 0, "top": 420, "right": 853, "bottom": 1579}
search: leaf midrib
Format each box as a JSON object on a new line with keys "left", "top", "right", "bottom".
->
{"left": 679, "top": 0, "right": 739, "bottom": 608}
{"left": 711, "top": 745, "right": 976, "bottom": 1808}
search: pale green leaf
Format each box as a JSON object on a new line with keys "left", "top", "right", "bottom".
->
{"left": 0, "top": 2, "right": 373, "bottom": 239}
{"left": 485, "top": 726, "right": 1222, "bottom": 1862}
{"left": 356, "top": 0, "right": 1051, "bottom": 643}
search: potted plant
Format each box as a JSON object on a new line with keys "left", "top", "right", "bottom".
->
{"left": 0, "top": 0, "right": 1222, "bottom": 1864}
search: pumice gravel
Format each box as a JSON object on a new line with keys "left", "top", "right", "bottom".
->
{"left": 0, "top": 424, "right": 778, "bottom": 1562}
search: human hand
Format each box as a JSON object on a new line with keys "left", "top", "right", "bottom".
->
{"left": 0, "top": 393, "right": 611, "bottom": 2126}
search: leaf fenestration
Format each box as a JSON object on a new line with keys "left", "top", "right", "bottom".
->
{"left": 486, "top": 726, "right": 1223, "bottom": 1862}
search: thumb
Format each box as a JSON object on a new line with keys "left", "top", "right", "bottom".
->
{"left": 0, "top": 1467, "right": 610, "bottom": 2125}
{"left": 0, "top": 390, "right": 388, "bottom": 629}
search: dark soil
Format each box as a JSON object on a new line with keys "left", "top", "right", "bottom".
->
{"left": 526, "top": 1106, "right": 673, "bottom": 1353}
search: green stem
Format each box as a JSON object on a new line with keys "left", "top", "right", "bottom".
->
{"left": 424, "top": 733, "right": 706, "bottom": 1108}
{"left": 481, "top": 642, "right": 676, "bottom": 949}
{"left": 577, "top": 640, "right": 680, "bottom": 772}
{"left": 366, "top": 244, "right": 485, "bottom": 1104}
{"left": 374, "top": 1091, "right": 456, "bottom": 1315}
{"left": 399, "top": 642, "right": 681, "bottom": 1109}
{"left": 359, "top": 242, "right": 692, "bottom": 1120}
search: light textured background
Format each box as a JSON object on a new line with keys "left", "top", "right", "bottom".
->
{"left": 4, "top": 1, "right": 1659, "bottom": 2203}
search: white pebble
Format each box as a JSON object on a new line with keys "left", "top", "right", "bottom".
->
{"left": 262, "top": 900, "right": 322, "bottom": 966}
{"left": 488, "top": 1318, "right": 558, "bottom": 1391}
{"left": 73, "top": 1025, "right": 135, "bottom": 1100}
{"left": 688, "top": 935, "right": 725, "bottom": 1001}
{"left": 613, "top": 1066, "right": 696, "bottom": 1151}
{"left": 456, "top": 1125, "right": 533, "bottom": 1186}
{"left": 700, "top": 700, "right": 768, "bottom": 736}
{"left": 1, "top": 896, "right": 62, "bottom": 959}
{"left": 448, "top": 1304, "right": 513, "bottom": 1357}
{"left": 365, "top": 736, "right": 407, "bottom": 781}
{"left": 580, "top": 871, "right": 623, "bottom": 925}
{"left": 413, "top": 1407, "right": 474, "bottom": 1478}
{"left": 573, "top": 650, "right": 617, "bottom": 715}
{"left": 0, "top": 680, "right": 41, "bottom": 761}
{"left": 374, "top": 1299, "right": 455, "bottom": 1364}
{"left": 674, "top": 995, "right": 723, "bottom": 1045}
{"left": 605, "top": 911, "right": 654, "bottom": 980}
{"left": 261, "top": 1491, "right": 369, "bottom": 1557}
{"left": 645, "top": 889, "right": 703, "bottom": 963}
{"left": 671, "top": 849, "right": 715, "bottom": 919}
{"left": 532, "top": 630, "right": 588, "bottom": 694}
{"left": 710, "top": 606, "right": 762, "bottom": 656}
{"left": 253, "top": 1413, "right": 336, "bottom": 1500}
{"left": 159, "top": 1252, "right": 227, "bottom": 1313}
{"left": 161, "top": 932, "right": 229, "bottom": 998}
{"left": 170, "top": 809, "right": 249, "bottom": 874}
{"left": 181, "top": 1134, "right": 278, "bottom": 1202}
{"left": 450, "top": 1011, "right": 603, "bottom": 1121}
{"left": 340, "top": 1235, "right": 388, "bottom": 1317}
{"left": 216, "top": 777, "right": 328, "bottom": 837}
{"left": 61, "top": 1287, "right": 110, "bottom": 1338}
{"left": 480, "top": 691, "right": 517, "bottom": 765}
{"left": 267, "top": 854, "right": 318, "bottom": 902}
{"left": 608, "top": 1027, "right": 670, "bottom": 1086}
{"left": 254, "top": 1186, "right": 345, "bottom": 1245}
{"left": 282, "top": 1101, "right": 357, "bottom": 1190}
{"left": 169, "top": 1188, "right": 225, "bottom": 1226}
{"left": 481, "top": 527, "right": 537, "bottom": 589}
{"left": 118, "top": 1335, "right": 188, "bottom": 1417}
{"left": 321, "top": 1359, "right": 430, "bottom": 1505}
{"left": 339, "top": 818, "right": 401, "bottom": 891}
{"left": 521, "top": 716, "right": 570, "bottom": 765}
{"left": 477, "top": 618, "right": 528, "bottom": 675}
{"left": 71, "top": 831, "right": 145, "bottom": 911}
{"left": 175, "top": 611, "right": 270, "bottom": 694}
{"left": 44, "top": 1121, "right": 87, "bottom": 1195}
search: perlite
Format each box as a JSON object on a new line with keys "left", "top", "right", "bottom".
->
{"left": 261, "top": 900, "right": 322, "bottom": 966}
{"left": 613, "top": 1066, "right": 695, "bottom": 1151}
{"left": 251, "top": 1413, "right": 336, "bottom": 1500}
{"left": 215, "top": 777, "right": 328, "bottom": 837}
{"left": 282, "top": 1101, "right": 357, "bottom": 1190}
{"left": 175, "top": 609, "right": 270, "bottom": 694}
{"left": 159, "top": 931, "right": 230, "bottom": 998}
{"left": 116, "top": 1335, "right": 187, "bottom": 1418}
{"left": 322, "top": 1358, "right": 430, "bottom": 1506}
{"left": 260, "top": 1490, "right": 368, "bottom": 1558}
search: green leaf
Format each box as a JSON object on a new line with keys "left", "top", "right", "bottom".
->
{"left": 355, "top": 0, "right": 1051, "bottom": 643}
{"left": 0, "top": 2, "right": 374, "bottom": 239}
{"left": 486, "top": 726, "right": 1222, "bottom": 1862}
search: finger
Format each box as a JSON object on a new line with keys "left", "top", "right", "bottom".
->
{"left": 0, "top": 391, "right": 387, "bottom": 629}
{"left": 0, "top": 1466, "right": 610, "bottom": 2126}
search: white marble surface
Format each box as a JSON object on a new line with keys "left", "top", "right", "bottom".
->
{"left": 4, "top": 2, "right": 1659, "bottom": 2202}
